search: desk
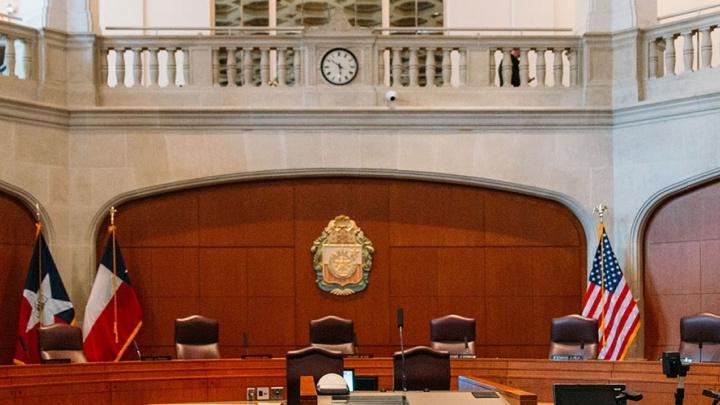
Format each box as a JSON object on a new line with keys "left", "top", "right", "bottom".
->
{"left": 0, "top": 358, "right": 717, "bottom": 404}
{"left": 317, "top": 392, "right": 511, "bottom": 405}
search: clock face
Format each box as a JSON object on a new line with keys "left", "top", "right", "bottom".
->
{"left": 320, "top": 48, "right": 358, "bottom": 85}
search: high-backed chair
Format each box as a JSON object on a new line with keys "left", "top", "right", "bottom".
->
{"left": 286, "top": 346, "right": 344, "bottom": 405}
{"left": 680, "top": 313, "right": 720, "bottom": 362}
{"left": 38, "top": 323, "right": 87, "bottom": 363}
{"left": 430, "top": 314, "right": 476, "bottom": 355}
{"left": 393, "top": 346, "right": 450, "bottom": 391}
{"left": 309, "top": 315, "right": 356, "bottom": 355}
{"left": 549, "top": 314, "right": 598, "bottom": 360}
{"left": 174, "top": 315, "right": 220, "bottom": 360}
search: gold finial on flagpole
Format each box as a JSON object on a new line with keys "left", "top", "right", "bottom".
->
{"left": 34, "top": 202, "right": 41, "bottom": 223}
{"left": 110, "top": 206, "right": 117, "bottom": 225}
{"left": 593, "top": 203, "right": 608, "bottom": 223}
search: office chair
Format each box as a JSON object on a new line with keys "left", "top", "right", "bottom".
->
{"left": 393, "top": 346, "right": 450, "bottom": 391}
{"left": 309, "top": 315, "right": 356, "bottom": 355}
{"left": 680, "top": 312, "right": 720, "bottom": 362}
{"left": 174, "top": 315, "right": 220, "bottom": 359}
{"left": 286, "top": 346, "right": 344, "bottom": 405}
{"left": 549, "top": 314, "right": 598, "bottom": 360}
{"left": 38, "top": 323, "right": 88, "bottom": 363}
{"left": 430, "top": 314, "right": 476, "bottom": 355}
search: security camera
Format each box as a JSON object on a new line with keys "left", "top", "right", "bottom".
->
{"left": 384, "top": 90, "right": 398, "bottom": 103}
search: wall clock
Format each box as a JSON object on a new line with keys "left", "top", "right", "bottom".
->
{"left": 320, "top": 48, "right": 358, "bottom": 85}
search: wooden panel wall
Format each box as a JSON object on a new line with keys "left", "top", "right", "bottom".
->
{"left": 0, "top": 193, "right": 36, "bottom": 363}
{"left": 97, "top": 178, "right": 586, "bottom": 359}
{"left": 644, "top": 179, "right": 720, "bottom": 360}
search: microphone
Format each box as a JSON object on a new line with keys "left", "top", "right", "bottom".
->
{"left": 397, "top": 308, "right": 407, "bottom": 392}
{"left": 464, "top": 336, "right": 469, "bottom": 354}
{"left": 133, "top": 339, "right": 142, "bottom": 359}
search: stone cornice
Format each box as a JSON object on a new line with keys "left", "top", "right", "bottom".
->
{"left": 0, "top": 96, "right": 69, "bottom": 128}
{"left": 614, "top": 91, "right": 720, "bottom": 128}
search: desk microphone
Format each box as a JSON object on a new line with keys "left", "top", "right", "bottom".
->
{"left": 464, "top": 336, "right": 469, "bottom": 354}
{"left": 133, "top": 339, "right": 142, "bottom": 359}
{"left": 397, "top": 308, "right": 407, "bottom": 392}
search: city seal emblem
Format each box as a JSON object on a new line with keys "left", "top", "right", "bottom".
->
{"left": 311, "top": 215, "right": 374, "bottom": 295}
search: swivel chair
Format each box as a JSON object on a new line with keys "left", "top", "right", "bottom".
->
{"left": 549, "top": 314, "right": 598, "bottom": 360}
{"left": 309, "top": 315, "right": 356, "bottom": 355}
{"left": 393, "top": 346, "right": 450, "bottom": 391}
{"left": 38, "top": 323, "right": 87, "bottom": 363}
{"left": 680, "top": 312, "right": 720, "bottom": 362}
{"left": 430, "top": 314, "right": 476, "bottom": 355}
{"left": 286, "top": 346, "right": 344, "bottom": 405}
{"left": 174, "top": 315, "right": 220, "bottom": 359}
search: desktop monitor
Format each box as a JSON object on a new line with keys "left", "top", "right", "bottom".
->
{"left": 553, "top": 384, "right": 627, "bottom": 405}
{"left": 343, "top": 368, "right": 355, "bottom": 392}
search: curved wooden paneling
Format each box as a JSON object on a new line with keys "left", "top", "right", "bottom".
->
{"left": 97, "top": 178, "right": 586, "bottom": 359}
{"left": 644, "top": 179, "right": 720, "bottom": 360}
{"left": 0, "top": 192, "right": 36, "bottom": 363}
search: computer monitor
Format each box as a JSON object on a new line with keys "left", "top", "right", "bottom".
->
{"left": 343, "top": 368, "right": 355, "bottom": 392}
{"left": 553, "top": 384, "right": 626, "bottom": 405}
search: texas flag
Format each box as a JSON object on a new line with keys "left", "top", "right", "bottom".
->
{"left": 14, "top": 223, "right": 75, "bottom": 365}
{"left": 83, "top": 225, "right": 142, "bottom": 362}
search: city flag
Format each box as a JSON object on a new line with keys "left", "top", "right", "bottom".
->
{"left": 83, "top": 225, "right": 142, "bottom": 362}
{"left": 13, "top": 223, "right": 75, "bottom": 365}
{"left": 581, "top": 223, "right": 640, "bottom": 360}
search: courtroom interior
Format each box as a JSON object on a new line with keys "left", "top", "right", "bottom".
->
{"left": 1, "top": 0, "right": 720, "bottom": 404}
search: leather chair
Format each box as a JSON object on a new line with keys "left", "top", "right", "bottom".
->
{"left": 309, "top": 315, "right": 356, "bottom": 355}
{"left": 174, "top": 315, "right": 220, "bottom": 359}
{"left": 38, "top": 323, "right": 87, "bottom": 363}
{"left": 286, "top": 346, "right": 344, "bottom": 405}
{"left": 549, "top": 314, "right": 598, "bottom": 360}
{"left": 680, "top": 313, "right": 720, "bottom": 362}
{"left": 393, "top": 346, "right": 450, "bottom": 391}
{"left": 430, "top": 314, "right": 476, "bottom": 355}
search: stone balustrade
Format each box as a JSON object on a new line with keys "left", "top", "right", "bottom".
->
{"left": 645, "top": 12, "right": 718, "bottom": 79}
{"left": 0, "top": 20, "right": 37, "bottom": 80}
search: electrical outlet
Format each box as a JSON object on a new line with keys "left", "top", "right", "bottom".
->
{"left": 246, "top": 387, "right": 256, "bottom": 401}
{"left": 270, "top": 386, "right": 284, "bottom": 400}
{"left": 257, "top": 386, "right": 270, "bottom": 400}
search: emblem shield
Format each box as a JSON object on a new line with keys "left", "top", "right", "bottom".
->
{"left": 311, "top": 215, "right": 374, "bottom": 295}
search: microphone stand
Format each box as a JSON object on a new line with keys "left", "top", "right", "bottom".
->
{"left": 399, "top": 323, "right": 407, "bottom": 392}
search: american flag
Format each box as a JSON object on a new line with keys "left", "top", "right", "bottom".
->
{"left": 581, "top": 224, "right": 640, "bottom": 360}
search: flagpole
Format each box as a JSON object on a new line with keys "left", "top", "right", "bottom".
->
{"left": 110, "top": 207, "right": 119, "bottom": 344}
{"left": 34, "top": 203, "right": 44, "bottom": 327}
{"left": 593, "top": 203, "right": 608, "bottom": 351}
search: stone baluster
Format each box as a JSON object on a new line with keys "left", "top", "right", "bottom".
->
{"left": 425, "top": 48, "right": 436, "bottom": 87}
{"left": 408, "top": 47, "right": 419, "bottom": 87}
{"left": 441, "top": 48, "right": 451, "bottom": 86}
{"left": 242, "top": 48, "right": 253, "bottom": 86}
{"left": 553, "top": 49, "right": 563, "bottom": 87}
{"left": 260, "top": 47, "right": 269, "bottom": 86}
{"left": 500, "top": 49, "right": 511, "bottom": 87}
{"left": 378, "top": 49, "right": 385, "bottom": 86}
{"left": 700, "top": 26, "right": 712, "bottom": 69}
{"left": 4, "top": 36, "right": 15, "bottom": 77}
{"left": 664, "top": 35, "right": 676, "bottom": 76}
{"left": 519, "top": 48, "right": 529, "bottom": 86}
{"left": 568, "top": 49, "right": 578, "bottom": 87}
{"left": 277, "top": 47, "right": 287, "bottom": 86}
{"left": 167, "top": 48, "right": 178, "bottom": 87}
{"left": 458, "top": 49, "right": 467, "bottom": 86}
{"left": 183, "top": 48, "right": 190, "bottom": 86}
{"left": 682, "top": 31, "right": 694, "bottom": 73}
{"left": 133, "top": 48, "right": 143, "bottom": 87}
{"left": 648, "top": 40, "right": 658, "bottom": 79}
{"left": 489, "top": 50, "right": 496, "bottom": 84}
{"left": 22, "top": 39, "right": 31, "bottom": 79}
{"left": 391, "top": 47, "right": 402, "bottom": 87}
{"left": 293, "top": 48, "right": 301, "bottom": 86}
{"left": 226, "top": 47, "right": 237, "bottom": 87}
{"left": 115, "top": 48, "right": 125, "bottom": 87}
{"left": 147, "top": 48, "right": 158, "bottom": 86}
{"left": 212, "top": 48, "right": 220, "bottom": 86}
{"left": 101, "top": 48, "right": 108, "bottom": 85}
{"left": 535, "top": 48, "right": 546, "bottom": 87}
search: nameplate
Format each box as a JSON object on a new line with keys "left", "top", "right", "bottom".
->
{"left": 550, "top": 354, "right": 584, "bottom": 361}
{"left": 140, "top": 355, "right": 172, "bottom": 361}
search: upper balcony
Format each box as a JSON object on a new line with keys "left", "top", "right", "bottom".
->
{"left": 0, "top": 9, "right": 719, "bottom": 111}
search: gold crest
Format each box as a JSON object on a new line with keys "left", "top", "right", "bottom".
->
{"left": 311, "top": 215, "right": 374, "bottom": 295}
